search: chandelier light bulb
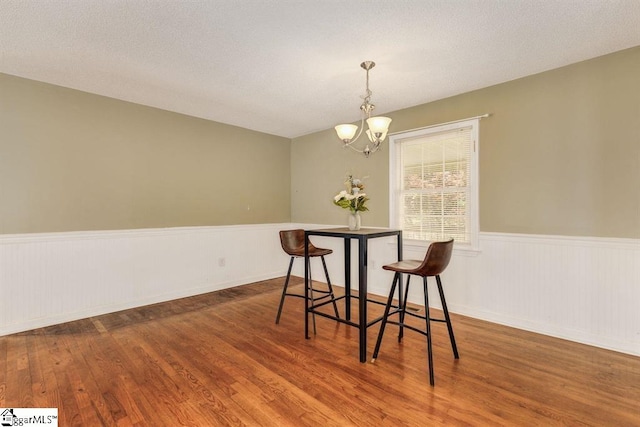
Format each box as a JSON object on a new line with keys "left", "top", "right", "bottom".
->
{"left": 366, "top": 116, "right": 392, "bottom": 137}
{"left": 335, "top": 124, "right": 358, "bottom": 143}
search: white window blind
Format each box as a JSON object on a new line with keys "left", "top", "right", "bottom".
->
{"left": 390, "top": 118, "right": 479, "bottom": 249}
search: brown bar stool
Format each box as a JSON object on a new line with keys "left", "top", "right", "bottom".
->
{"left": 371, "top": 239, "right": 458, "bottom": 386}
{"left": 275, "top": 229, "right": 340, "bottom": 332}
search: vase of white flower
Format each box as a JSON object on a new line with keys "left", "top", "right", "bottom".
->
{"left": 333, "top": 175, "right": 369, "bottom": 230}
{"left": 348, "top": 211, "right": 362, "bottom": 231}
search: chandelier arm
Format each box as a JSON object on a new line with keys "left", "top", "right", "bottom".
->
{"left": 345, "top": 139, "right": 381, "bottom": 156}
{"left": 343, "top": 114, "right": 367, "bottom": 147}
{"left": 345, "top": 143, "right": 373, "bottom": 158}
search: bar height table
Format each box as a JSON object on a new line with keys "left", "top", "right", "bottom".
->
{"left": 304, "top": 227, "right": 402, "bottom": 362}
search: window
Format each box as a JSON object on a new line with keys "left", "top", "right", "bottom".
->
{"left": 389, "top": 119, "right": 479, "bottom": 250}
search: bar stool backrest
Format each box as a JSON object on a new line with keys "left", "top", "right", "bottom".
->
{"left": 415, "top": 239, "right": 454, "bottom": 277}
{"left": 280, "top": 229, "right": 317, "bottom": 257}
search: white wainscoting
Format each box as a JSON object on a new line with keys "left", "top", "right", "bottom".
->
{"left": 0, "top": 224, "right": 292, "bottom": 336}
{"left": 449, "top": 232, "right": 640, "bottom": 357}
{"left": 2, "top": 225, "right": 639, "bottom": 357}
{"left": 302, "top": 228, "right": 640, "bottom": 356}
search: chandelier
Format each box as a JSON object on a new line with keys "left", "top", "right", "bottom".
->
{"left": 334, "top": 61, "right": 392, "bottom": 158}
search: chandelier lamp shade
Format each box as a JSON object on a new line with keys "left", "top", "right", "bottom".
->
{"left": 335, "top": 61, "right": 392, "bottom": 158}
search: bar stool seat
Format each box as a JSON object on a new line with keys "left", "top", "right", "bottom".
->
{"left": 372, "top": 238, "right": 458, "bottom": 386}
{"left": 275, "top": 229, "right": 340, "bottom": 332}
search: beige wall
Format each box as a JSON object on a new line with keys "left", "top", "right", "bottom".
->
{"left": 0, "top": 73, "right": 291, "bottom": 234}
{"left": 291, "top": 47, "right": 640, "bottom": 239}
{"left": 3, "top": 46, "right": 638, "bottom": 238}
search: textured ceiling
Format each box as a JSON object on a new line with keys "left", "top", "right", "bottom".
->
{"left": 2, "top": 1, "right": 640, "bottom": 138}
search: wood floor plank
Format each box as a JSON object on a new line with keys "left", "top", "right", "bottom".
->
{"left": 1, "top": 277, "right": 639, "bottom": 426}
{"left": 5, "top": 334, "right": 34, "bottom": 408}
{"left": 189, "top": 313, "right": 352, "bottom": 426}
{"left": 114, "top": 327, "right": 218, "bottom": 426}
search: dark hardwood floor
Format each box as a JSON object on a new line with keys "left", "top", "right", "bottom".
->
{"left": 1, "top": 277, "right": 639, "bottom": 426}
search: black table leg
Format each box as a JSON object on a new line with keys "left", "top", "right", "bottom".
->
{"left": 304, "top": 232, "right": 310, "bottom": 339}
{"left": 344, "top": 238, "right": 351, "bottom": 321}
{"left": 358, "top": 235, "right": 367, "bottom": 363}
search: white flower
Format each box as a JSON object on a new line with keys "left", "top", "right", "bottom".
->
{"left": 334, "top": 190, "right": 348, "bottom": 201}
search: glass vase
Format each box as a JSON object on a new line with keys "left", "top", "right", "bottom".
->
{"left": 348, "top": 212, "right": 361, "bottom": 231}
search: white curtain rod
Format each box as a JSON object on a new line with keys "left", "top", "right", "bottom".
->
{"left": 388, "top": 113, "right": 491, "bottom": 136}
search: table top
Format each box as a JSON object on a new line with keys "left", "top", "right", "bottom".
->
{"left": 306, "top": 227, "right": 402, "bottom": 239}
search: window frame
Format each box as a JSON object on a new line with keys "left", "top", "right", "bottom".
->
{"left": 389, "top": 118, "right": 480, "bottom": 253}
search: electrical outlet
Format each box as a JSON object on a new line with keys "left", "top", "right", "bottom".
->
{"left": 218, "top": 258, "right": 226, "bottom": 267}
